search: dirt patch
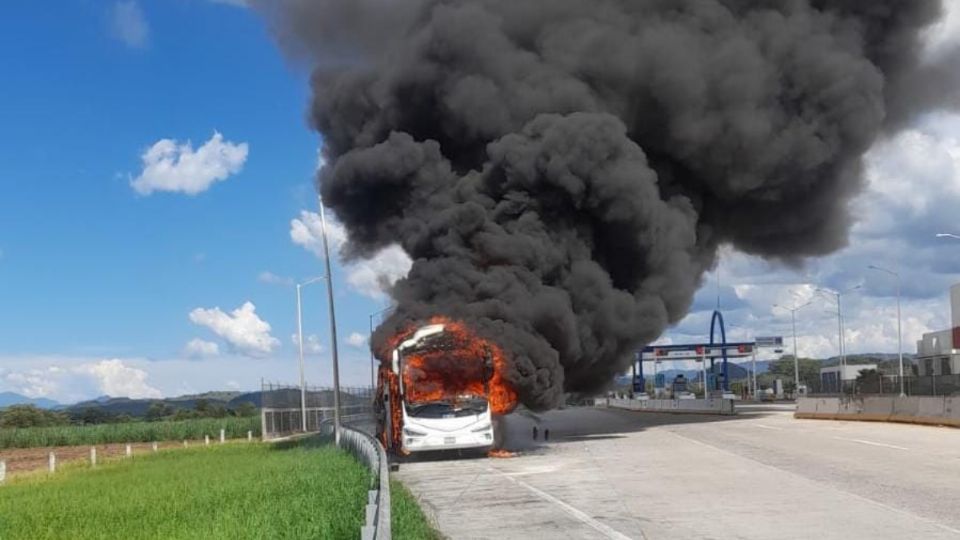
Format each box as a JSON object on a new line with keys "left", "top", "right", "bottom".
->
{"left": 0, "top": 439, "right": 245, "bottom": 475}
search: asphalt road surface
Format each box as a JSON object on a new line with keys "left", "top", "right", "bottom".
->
{"left": 395, "top": 403, "right": 960, "bottom": 540}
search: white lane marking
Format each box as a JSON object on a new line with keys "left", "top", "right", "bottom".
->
{"left": 667, "top": 431, "right": 960, "bottom": 536}
{"left": 753, "top": 424, "right": 784, "bottom": 431}
{"left": 486, "top": 466, "right": 636, "bottom": 540}
{"left": 831, "top": 437, "right": 909, "bottom": 450}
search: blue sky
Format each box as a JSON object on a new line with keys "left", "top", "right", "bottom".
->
{"left": 1, "top": 1, "right": 959, "bottom": 403}
{"left": 0, "top": 1, "right": 396, "bottom": 401}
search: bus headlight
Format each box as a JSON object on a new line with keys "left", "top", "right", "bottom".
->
{"left": 470, "top": 423, "right": 492, "bottom": 432}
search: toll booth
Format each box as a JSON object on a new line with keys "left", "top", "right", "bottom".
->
{"left": 637, "top": 343, "right": 758, "bottom": 400}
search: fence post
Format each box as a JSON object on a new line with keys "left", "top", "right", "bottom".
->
{"left": 125, "top": 444, "right": 132, "bottom": 458}
{"left": 0, "top": 460, "right": 6, "bottom": 484}
{"left": 183, "top": 440, "right": 188, "bottom": 448}
{"left": 204, "top": 435, "right": 210, "bottom": 446}
{"left": 152, "top": 441, "right": 158, "bottom": 452}
{"left": 220, "top": 429, "right": 225, "bottom": 444}
{"left": 90, "top": 447, "right": 97, "bottom": 467}
{"left": 247, "top": 430, "right": 252, "bottom": 442}
{"left": 48, "top": 452, "right": 56, "bottom": 473}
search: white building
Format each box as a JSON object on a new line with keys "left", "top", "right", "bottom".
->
{"left": 820, "top": 364, "right": 878, "bottom": 391}
{"left": 916, "top": 283, "right": 960, "bottom": 376}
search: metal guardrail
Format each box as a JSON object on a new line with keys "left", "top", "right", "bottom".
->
{"left": 338, "top": 425, "right": 391, "bottom": 540}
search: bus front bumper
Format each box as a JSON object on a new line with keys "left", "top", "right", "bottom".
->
{"left": 403, "top": 430, "right": 494, "bottom": 452}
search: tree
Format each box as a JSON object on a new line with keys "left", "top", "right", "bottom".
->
{"left": 768, "top": 356, "right": 821, "bottom": 387}
{"left": 0, "top": 405, "right": 69, "bottom": 428}
{"left": 74, "top": 407, "right": 113, "bottom": 425}
{"left": 194, "top": 399, "right": 210, "bottom": 415}
{"left": 173, "top": 408, "right": 196, "bottom": 421}
{"left": 233, "top": 402, "right": 257, "bottom": 417}
{"left": 145, "top": 402, "right": 173, "bottom": 422}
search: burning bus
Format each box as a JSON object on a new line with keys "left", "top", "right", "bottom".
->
{"left": 375, "top": 319, "right": 517, "bottom": 454}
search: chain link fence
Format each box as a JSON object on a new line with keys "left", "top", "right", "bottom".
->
{"left": 260, "top": 381, "right": 374, "bottom": 440}
{"left": 807, "top": 373, "right": 960, "bottom": 397}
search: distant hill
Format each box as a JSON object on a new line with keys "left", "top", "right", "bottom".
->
{"left": 821, "top": 353, "right": 916, "bottom": 367}
{"left": 0, "top": 392, "right": 59, "bottom": 409}
{"left": 58, "top": 388, "right": 371, "bottom": 418}
{"left": 65, "top": 392, "right": 258, "bottom": 417}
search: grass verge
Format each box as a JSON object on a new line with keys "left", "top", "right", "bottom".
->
{"left": 391, "top": 478, "right": 444, "bottom": 539}
{"left": 0, "top": 417, "right": 260, "bottom": 449}
{"left": 0, "top": 439, "right": 369, "bottom": 539}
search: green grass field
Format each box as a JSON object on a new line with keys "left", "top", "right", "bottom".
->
{"left": 0, "top": 440, "right": 370, "bottom": 539}
{"left": 0, "top": 437, "right": 440, "bottom": 539}
{"left": 0, "top": 417, "right": 260, "bottom": 449}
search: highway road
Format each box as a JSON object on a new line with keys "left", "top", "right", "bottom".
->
{"left": 395, "top": 403, "right": 960, "bottom": 539}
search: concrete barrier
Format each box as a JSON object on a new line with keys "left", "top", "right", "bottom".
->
{"left": 796, "top": 397, "right": 839, "bottom": 419}
{"left": 945, "top": 397, "right": 960, "bottom": 426}
{"left": 861, "top": 396, "right": 894, "bottom": 422}
{"left": 797, "top": 396, "right": 960, "bottom": 427}
{"left": 605, "top": 397, "right": 735, "bottom": 416}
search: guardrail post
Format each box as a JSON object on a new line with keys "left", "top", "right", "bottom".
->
{"left": 90, "top": 447, "right": 97, "bottom": 467}
{"left": 152, "top": 441, "right": 158, "bottom": 452}
{"left": 125, "top": 444, "right": 132, "bottom": 458}
{"left": 220, "top": 429, "right": 225, "bottom": 444}
{"left": 247, "top": 430, "right": 253, "bottom": 442}
{"left": 48, "top": 452, "right": 56, "bottom": 473}
{"left": 0, "top": 460, "right": 6, "bottom": 484}
{"left": 204, "top": 435, "right": 210, "bottom": 446}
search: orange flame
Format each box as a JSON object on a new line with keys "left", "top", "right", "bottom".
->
{"left": 487, "top": 449, "right": 517, "bottom": 458}
{"left": 398, "top": 317, "right": 517, "bottom": 415}
{"left": 376, "top": 317, "right": 518, "bottom": 451}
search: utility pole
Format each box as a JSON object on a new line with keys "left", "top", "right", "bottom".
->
{"left": 296, "top": 283, "right": 306, "bottom": 432}
{"left": 869, "top": 265, "right": 905, "bottom": 396}
{"left": 774, "top": 301, "right": 811, "bottom": 396}
{"left": 296, "top": 276, "right": 324, "bottom": 433}
{"left": 318, "top": 197, "right": 342, "bottom": 445}
{"left": 817, "top": 285, "right": 861, "bottom": 392}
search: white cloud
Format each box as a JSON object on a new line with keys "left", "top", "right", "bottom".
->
{"left": 258, "top": 271, "right": 293, "bottom": 286}
{"left": 75, "top": 359, "right": 162, "bottom": 399}
{"left": 346, "top": 332, "right": 368, "bottom": 349}
{"left": 290, "top": 210, "right": 413, "bottom": 299}
{"left": 3, "top": 359, "right": 161, "bottom": 400}
{"left": 4, "top": 367, "right": 63, "bottom": 400}
{"left": 189, "top": 301, "right": 280, "bottom": 357}
{"left": 130, "top": 132, "right": 248, "bottom": 196}
{"left": 111, "top": 1, "right": 149, "bottom": 49}
{"left": 663, "top": 112, "right": 960, "bottom": 362}
{"left": 0, "top": 350, "right": 379, "bottom": 404}
{"left": 290, "top": 333, "right": 324, "bottom": 355}
{"left": 183, "top": 338, "right": 220, "bottom": 359}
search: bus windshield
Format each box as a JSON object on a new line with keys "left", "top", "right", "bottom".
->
{"left": 406, "top": 398, "right": 488, "bottom": 419}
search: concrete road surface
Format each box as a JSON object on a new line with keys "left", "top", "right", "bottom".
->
{"left": 395, "top": 404, "right": 960, "bottom": 540}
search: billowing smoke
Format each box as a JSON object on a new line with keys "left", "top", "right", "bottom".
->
{"left": 254, "top": 0, "right": 959, "bottom": 410}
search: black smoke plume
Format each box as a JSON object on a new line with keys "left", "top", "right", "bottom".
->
{"left": 254, "top": 0, "right": 959, "bottom": 410}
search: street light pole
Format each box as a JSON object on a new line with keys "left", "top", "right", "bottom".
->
{"left": 773, "top": 301, "right": 811, "bottom": 396}
{"left": 368, "top": 306, "right": 394, "bottom": 390}
{"left": 295, "top": 276, "right": 325, "bottom": 433}
{"left": 869, "top": 265, "right": 905, "bottom": 396}
{"left": 317, "top": 197, "right": 342, "bottom": 445}
{"left": 296, "top": 283, "right": 306, "bottom": 432}
{"left": 816, "top": 285, "right": 861, "bottom": 388}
